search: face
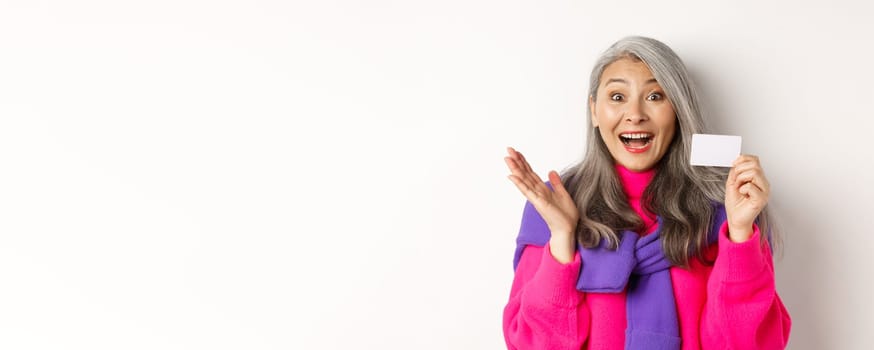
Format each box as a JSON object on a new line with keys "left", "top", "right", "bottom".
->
{"left": 590, "top": 58, "right": 677, "bottom": 172}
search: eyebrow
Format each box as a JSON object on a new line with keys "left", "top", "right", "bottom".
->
{"left": 604, "top": 78, "right": 659, "bottom": 86}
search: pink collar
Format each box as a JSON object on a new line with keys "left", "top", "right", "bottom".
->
{"left": 614, "top": 163, "right": 655, "bottom": 200}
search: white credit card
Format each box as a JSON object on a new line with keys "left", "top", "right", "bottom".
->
{"left": 690, "top": 134, "right": 742, "bottom": 167}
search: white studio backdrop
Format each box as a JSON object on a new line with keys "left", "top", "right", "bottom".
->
{"left": 1, "top": 1, "right": 872, "bottom": 349}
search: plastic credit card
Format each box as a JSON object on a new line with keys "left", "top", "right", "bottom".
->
{"left": 690, "top": 134, "right": 741, "bottom": 167}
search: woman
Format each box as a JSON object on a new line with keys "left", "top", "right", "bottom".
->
{"left": 501, "top": 36, "right": 791, "bottom": 350}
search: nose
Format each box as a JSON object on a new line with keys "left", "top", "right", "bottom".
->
{"left": 624, "top": 100, "right": 649, "bottom": 124}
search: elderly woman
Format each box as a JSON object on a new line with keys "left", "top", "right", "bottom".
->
{"left": 502, "top": 36, "right": 791, "bottom": 350}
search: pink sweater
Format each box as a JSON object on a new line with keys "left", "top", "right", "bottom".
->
{"left": 502, "top": 165, "right": 791, "bottom": 349}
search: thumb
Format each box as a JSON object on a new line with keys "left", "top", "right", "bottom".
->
{"left": 548, "top": 171, "right": 569, "bottom": 197}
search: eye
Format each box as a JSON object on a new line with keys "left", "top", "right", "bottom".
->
{"left": 647, "top": 92, "right": 664, "bottom": 101}
{"left": 610, "top": 93, "right": 624, "bottom": 101}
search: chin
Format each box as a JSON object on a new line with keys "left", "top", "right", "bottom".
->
{"left": 618, "top": 159, "right": 656, "bottom": 172}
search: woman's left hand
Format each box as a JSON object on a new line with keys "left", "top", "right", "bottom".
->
{"left": 724, "top": 154, "right": 770, "bottom": 242}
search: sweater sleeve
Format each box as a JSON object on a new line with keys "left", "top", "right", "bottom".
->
{"left": 502, "top": 242, "right": 590, "bottom": 350}
{"left": 700, "top": 222, "right": 792, "bottom": 349}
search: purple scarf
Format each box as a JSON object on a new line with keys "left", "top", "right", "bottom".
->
{"left": 512, "top": 183, "right": 726, "bottom": 350}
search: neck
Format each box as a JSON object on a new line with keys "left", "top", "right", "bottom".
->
{"left": 614, "top": 163, "right": 655, "bottom": 199}
{"left": 614, "top": 163, "right": 657, "bottom": 234}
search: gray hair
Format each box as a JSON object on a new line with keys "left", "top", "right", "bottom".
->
{"left": 561, "top": 36, "right": 776, "bottom": 266}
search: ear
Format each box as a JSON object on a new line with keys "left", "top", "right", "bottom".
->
{"left": 589, "top": 95, "right": 598, "bottom": 127}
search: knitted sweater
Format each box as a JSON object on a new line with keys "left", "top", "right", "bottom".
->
{"left": 502, "top": 164, "right": 791, "bottom": 349}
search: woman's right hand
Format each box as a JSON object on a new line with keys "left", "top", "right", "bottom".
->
{"left": 504, "top": 147, "right": 579, "bottom": 263}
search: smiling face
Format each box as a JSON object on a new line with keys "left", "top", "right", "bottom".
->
{"left": 590, "top": 57, "right": 677, "bottom": 172}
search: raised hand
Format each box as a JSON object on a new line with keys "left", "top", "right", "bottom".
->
{"left": 724, "top": 154, "right": 770, "bottom": 242}
{"left": 504, "top": 147, "right": 579, "bottom": 262}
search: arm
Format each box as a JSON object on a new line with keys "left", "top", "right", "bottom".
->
{"left": 700, "top": 222, "right": 792, "bottom": 349}
{"left": 503, "top": 147, "right": 589, "bottom": 349}
{"left": 502, "top": 242, "right": 590, "bottom": 350}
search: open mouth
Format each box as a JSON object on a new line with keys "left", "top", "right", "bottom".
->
{"left": 619, "top": 132, "right": 653, "bottom": 148}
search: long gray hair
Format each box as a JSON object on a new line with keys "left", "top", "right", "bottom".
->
{"left": 562, "top": 36, "right": 776, "bottom": 266}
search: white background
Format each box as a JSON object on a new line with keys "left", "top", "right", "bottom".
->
{"left": 1, "top": 1, "right": 872, "bottom": 349}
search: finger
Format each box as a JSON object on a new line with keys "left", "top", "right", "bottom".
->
{"left": 740, "top": 182, "right": 768, "bottom": 209}
{"left": 735, "top": 169, "right": 769, "bottom": 192}
{"left": 510, "top": 174, "right": 551, "bottom": 206}
{"left": 727, "top": 162, "right": 740, "bottom": 186}
{"left": 732, "top": 159, "right": 764, "bottom": 178}
{"left": 506, "top": 173, "right": 528, "bottom": 193}
{"left": 733, "top": 158, "right": 768, "bottom": 185}
{"left": 732, "top": 160, "right": 759, "bottom": 174}
{"left": 728, "top": 155, "right": 762, "bottom": 186}
{"left": 504, "top": 155, "right": 524, "bottom": 175}
{"left": 505, "top": 156, "right": 541, "bottom": 191}
{"left": 732, "top": 154, "right": 760, "bottom": 168}
{"left": 734, "top": 168, "right": 761, "bottom": 185}
{"left": 728, "top": 168, "right": 752, "bottom": 196}
{"left": 504, "top": 151, "right": 531, "bottom": 177}
{"left": 750, "top": 171, "right": 770, "bottom": 195}
{"left": 738, "top": 182, "right": 762, "bottom": 200}
{"left": 738, "top": 182, "right": 751, "bottom": 196}
{"left": 738, "top": 180, "right": 767, "bottom": 198}
{"left": 506, "top": 147, "right": 526, "bottom": 172}
{"left": 732, "top": 170, "right": 758, "bottom": 191}
{"left": 507, "top": 146, "right": 522, "bottom": 165}
{"left": 507, "top": 174, "right": 539, "bottom": 202}
{"left": 516, "top": 149, "right": 535, "bottom": 174}
{"left": 510, "top": 149, "right": 549, "bottom": 192}
{"left": 506, "top": 147, "right": 526, "bottom": 171}
{"left": 504, "top": 156, "right": 525, "bottom": 178}
{"left": 507, "top": 175, "right": 531, "bottom": 202}
{"left": 505, "top": 148, "right": 535, "bottom": 182}
{"left": 548, "top": 170, "right": 570, "bottom": 197}
{"left": 730, "top": 160, "right": 757, "bottom": 183}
